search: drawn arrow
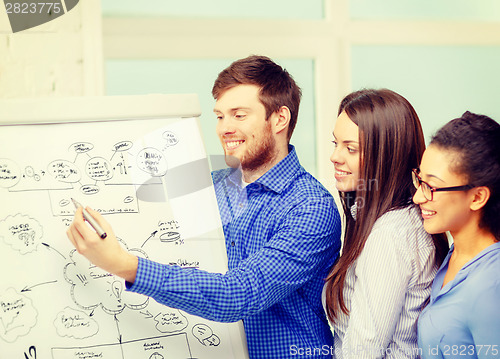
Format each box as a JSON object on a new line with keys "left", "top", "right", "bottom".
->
{"left": 119, "top": 153, "right": 130, "bottom": 175}
{"left": 114, "top": 315, "right": 123, "bottom": 344}
{"left": 114, "top": 315, "right": 125, "bottom": 359}
{"left": 21, "top": 280, "right": 58, "bottom": 292}
{"left": 140, "top": 230, "right": 158, "bottom": 248}
{"left": 42, "top": 243, "right": 66, "bottom": 260}
{"left": 140, "top": 310, "right": 153, "bottom": 319}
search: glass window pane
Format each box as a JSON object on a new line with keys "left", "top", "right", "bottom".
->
{"left": 351, "top": 45, "right": 500, "bottom": 141}
{"left": 350, "top": 0, "right": 500, "bottom": 21}
{"left": 102, "top": 0, "right": 324, "bottom": 20}
{"left": 105, "top": 58, "right": 317, "bottom": 175}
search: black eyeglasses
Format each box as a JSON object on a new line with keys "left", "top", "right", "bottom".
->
{"left": 412, "top": 169, "right": 473, "bottom": 201}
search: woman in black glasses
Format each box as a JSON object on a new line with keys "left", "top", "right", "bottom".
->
{"left": 413, "top": 111, "right": 500, "bottom": 358}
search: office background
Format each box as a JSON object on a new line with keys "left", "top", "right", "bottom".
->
{"left": 1, "top": 0, "right": 500, "bottom": 194}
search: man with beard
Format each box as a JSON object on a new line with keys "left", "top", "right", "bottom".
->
{"left": 67, "top": 55, "right": 341, "bottom": 358}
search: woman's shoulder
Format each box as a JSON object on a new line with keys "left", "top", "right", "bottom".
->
{"left": 372, "top": 205, "right": 424, "bottom": 233}
{"left": 368, "top": 205, "right": 432, "bottom": 251}
{"left": 467, "top": 243, "right": 500, "bottom": 286}
{"left": 465, "top": 247, "right": 500, "bottom": 324}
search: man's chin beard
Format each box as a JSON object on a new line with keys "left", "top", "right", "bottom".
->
{"left": 223, "top": 150, "right": 275, "bottom": 171}
{"left": 224, "top": 129, "right": 276, "bottom": 171}
{"left": 242, "top": 149, "right": 277, "bottom": 172}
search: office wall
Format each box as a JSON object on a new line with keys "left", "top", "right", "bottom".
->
{"left": 0, "top": 1, "right": 102, "bottom": 98}
{"left": 350, "top": 0, "right": 500, "bottom": 140}
{"left": 2, "top": 0, "right": 499, "bottom": 192}
{"left": 102, "top": 0, "right": 500, "bottom": 193}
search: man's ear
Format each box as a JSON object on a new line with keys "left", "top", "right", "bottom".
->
{"left": 271, "top": 106, "right": 291, "bottom": 135}
{"left": 470, "top": 186, "right": 491, "bottom": 211}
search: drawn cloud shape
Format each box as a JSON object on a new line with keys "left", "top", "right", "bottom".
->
{"left": 54, "top": 307, "right": 98, "bottom": 339}
{"left": 0, "top": 288, "right": 38, "bottom": 343}
{"left": 63, "top": 240, "right": 149, "bottom": 315}
{"left": 154, "top": 310, "right": 188, "bottom": 333}
{"left": 192, "top": 324, "right": 221, "bottom": 347}
{"left": 0, "top": 214, "right": 43, "bottom": 254}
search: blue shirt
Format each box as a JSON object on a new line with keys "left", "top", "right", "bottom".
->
{"left": 417, "top": 242, "right": 500, "bottom": 359}
{"left": 128, "top": 146, "right": 342, "bottom": 358}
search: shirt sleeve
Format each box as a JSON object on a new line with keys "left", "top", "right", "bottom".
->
{"left": 342, "top": 224, "right": 413, "bottom": 358}
{"left": 469, "top": 278, "right": 500, "bottom": 358}
{"left": 126, "top": 195, "right": 341, "bottom": 323}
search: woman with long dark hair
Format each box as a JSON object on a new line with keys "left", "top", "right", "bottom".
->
{"left": 413, "top": 112, "right": 500, "bottom": 357}
{"left": 324, "top": 89, "right": 449, "bottom": 358}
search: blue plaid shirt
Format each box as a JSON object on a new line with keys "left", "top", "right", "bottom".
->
{"left": 128, "top": 146, "right": 341, "bottom": 358}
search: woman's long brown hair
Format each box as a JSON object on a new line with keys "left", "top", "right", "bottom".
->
{"left": 324, "top": 89, "right": 449, "bottom": 323}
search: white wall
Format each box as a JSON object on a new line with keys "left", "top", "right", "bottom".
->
{"left": 0, "top": 1, "right": 103, "bottom": 98}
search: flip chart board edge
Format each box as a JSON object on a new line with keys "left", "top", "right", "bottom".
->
{"left": 0, "top": 94, "right": 201, "bottom": 125}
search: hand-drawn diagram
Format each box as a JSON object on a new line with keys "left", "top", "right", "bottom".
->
{"left": 0, "top": 287, "right": 38, "bottom": 343}
{"left": 0, "top": 115, "right": 246, "bottom": 358}
{"left": 64, "top": 242, "right": 149, "bottom": 315}
{"left": 193, "top": 324, "right": 221, "bottom": 347}
{"left": 54, "top": 307, "right": 99, "bottom": 339}
{"left": 0, "top": 214, "right": 43, "bottom": 254}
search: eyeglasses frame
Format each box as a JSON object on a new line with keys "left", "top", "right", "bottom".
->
{"left": 412, "top": 168, "right": 474, "bottom": 201}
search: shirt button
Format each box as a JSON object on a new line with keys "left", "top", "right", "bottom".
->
{"left": 231, "top": 241, "right": 235, "bottom": 246}
{"left": 239, "top": 203, "right": 243, "bottom": 208}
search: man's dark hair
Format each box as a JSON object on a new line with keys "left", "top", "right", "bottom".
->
{"left": 212, "top": 55, "right": 302, "bottom": 140}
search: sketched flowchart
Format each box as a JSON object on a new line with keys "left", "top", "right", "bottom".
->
{"left": 1, "top": 131, "right": 180, "bottom": 216}
{"left": 0, "top": 111, "right": 246, "bottom": 359}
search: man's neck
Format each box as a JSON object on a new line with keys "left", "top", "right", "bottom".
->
{"left": 242, "top": 145, "right": 289, "bottom": 183}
